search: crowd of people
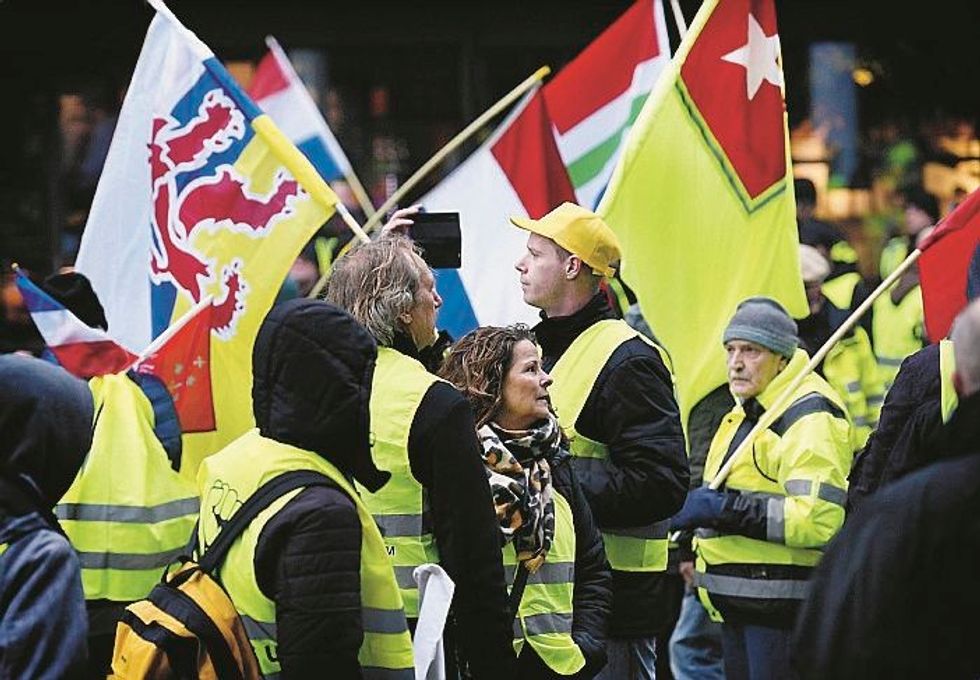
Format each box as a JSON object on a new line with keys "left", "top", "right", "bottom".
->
{"left": 2, "top": 188, "right": 979, "bottom": 680}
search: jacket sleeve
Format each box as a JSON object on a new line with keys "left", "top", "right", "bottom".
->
{"left": 409, "top": 383, "right": 516, "bottom": 678}
{"left": 0, "top": 527, "right": 88, "bottom": 680}
{"left": 562, "top": 463, "right": 612, "bottom": 677}
{"left": 255, "top": 486, "right": 364, "bottom": 680}
{"left": 582, "top": 347, "right": 689, "bottom": 527}
{"left": 721, "top": 411, "right": 851, "bottom": 549}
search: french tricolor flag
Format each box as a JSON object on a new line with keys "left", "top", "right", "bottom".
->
{"left": 248, "top": 36, "right": 355, "bottom": 185}
{"left": 15, "top": 269, "right": 137, "bottom": 378}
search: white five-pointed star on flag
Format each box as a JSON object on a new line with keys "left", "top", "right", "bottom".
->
{"left": 721, "top": 13, "right": 783, "bottom": 100}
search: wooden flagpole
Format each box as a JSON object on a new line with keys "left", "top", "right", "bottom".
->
{"left": 668, "top": 247, "right": 922, "bottom": 541}
{"left": 307, "top": 65, "right": 552, "bottom": 299}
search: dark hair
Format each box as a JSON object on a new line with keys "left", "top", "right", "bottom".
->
{"left": 794, "top": 178, "right": 817, "bottom": 207}
{"left": 438, "top": 324, "right": 537, "bottom": 427}
{"left": 903, "top": 186, "right": 940, "bottom": 221}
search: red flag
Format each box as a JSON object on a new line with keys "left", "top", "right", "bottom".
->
{"left": 919, "top": 188, "right": 980, "bottom": 340}
{"left": 135, "top": 301, "right": 216, "bottom": 433}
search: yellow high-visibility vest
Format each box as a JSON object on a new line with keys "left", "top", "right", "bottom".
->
{"left": 694, "top": 350, "right": 852, "bottom": 622}
{"left": 58, "top": 373, "right": 198, "bottom": 602}
{"left": 550, "top": 319, "right": 674, "bottom": 572}
{"left": 356, "top": 347, "right": 441, "bottom": 617}
{"left": 198, "top": 429, "right": 414, "bottom": 679}
{"left": 503, "top": 491, "right": 585, "bottom": 675}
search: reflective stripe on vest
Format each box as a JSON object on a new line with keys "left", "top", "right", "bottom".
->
{"left": 696, "top": 352, "right": 851, "bottom": 615}
{"left": 503, "top": 492, "right": 585, "bottom": 675}
{"left": 872, "top": 284, "right": 924, "bottom": 391}
{"left": 198, "top": 429, "right": 415, "bottom": 678}
{"left": 550, "top": 319, "right": 673, "bottom": 572}
{"left": 940, "top": 338, "right": 959, "bottom": 423}
{"left": 356, "top": 348, "right": 441, "bottom": 618}
{"left": 58, "top": 373, "right": 198, "bottom": 602}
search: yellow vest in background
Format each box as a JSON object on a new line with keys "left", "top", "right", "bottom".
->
{"left": 58, "top": 373, "right": 198, "bottom": 602}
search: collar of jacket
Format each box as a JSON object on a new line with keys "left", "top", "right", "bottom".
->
{"left": 753, "top": 348, "right": 810, "bottom": 412}
{"left": 534, "top": 292, "right": 615, "bottom": 364}
{"left": 390, "top": 330, "right": 421, "bottom": 360}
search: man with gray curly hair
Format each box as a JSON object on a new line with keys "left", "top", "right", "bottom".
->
{"left": 327, "top": 236, "right": 516, "bottom": 678}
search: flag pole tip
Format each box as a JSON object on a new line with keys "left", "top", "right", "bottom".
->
{"left": 534, "top": 65, "right": 552, "bottom": 80}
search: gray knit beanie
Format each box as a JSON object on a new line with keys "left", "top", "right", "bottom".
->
{"left": 722, "top": 296, "right": 798, "bottom": 359}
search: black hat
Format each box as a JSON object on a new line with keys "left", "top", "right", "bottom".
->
{"left": 41, "top": 272, "right": 108, "bottom": 331}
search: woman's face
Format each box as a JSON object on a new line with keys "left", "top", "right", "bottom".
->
{"left": 496, "top": 339, "right": 553, "bottom": 430}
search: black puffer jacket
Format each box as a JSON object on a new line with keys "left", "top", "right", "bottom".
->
{"left": 535, "top": 293, "right": 689, "bottom": 638}
{"left": 848, "top": 343, "right": 942, "bottom": 512}
{"left": 250, "top": 299, "right": 389, "bottom": 679}
{"left": 516, "top": 450, "right": 612, "bottom": 678}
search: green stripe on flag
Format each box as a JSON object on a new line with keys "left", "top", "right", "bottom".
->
{"left": 567, "top": 95, "right": 648, "bottom": 188}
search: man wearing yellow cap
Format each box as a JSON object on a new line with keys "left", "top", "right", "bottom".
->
{"left": 513, "top": 202, "right": 690, "bottom": 679}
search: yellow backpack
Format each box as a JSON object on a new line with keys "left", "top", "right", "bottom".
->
{"left": 109, "top": 471, "right": 332, "bottom": 679}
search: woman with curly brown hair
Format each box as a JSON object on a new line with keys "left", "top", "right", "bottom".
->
{"left": 440, "top": 324, "right": 612, "bottom": 679}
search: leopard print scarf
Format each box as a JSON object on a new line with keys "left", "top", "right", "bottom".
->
{"left": 478, "top": 415, "right": 560, "bottom": 571}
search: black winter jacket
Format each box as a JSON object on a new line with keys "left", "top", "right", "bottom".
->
{"left": 516, "top": 450, "right": 612, "bottom": 678}
{"left": 535, "top": 294, "right": 689, "bottom": 637}
{"left": 249, "top": 299, "right": 391, "bottom": 679}
{"left": 848, "top": 343, "right": 943, "bottom": 512}
{"left": 392, "top": 333, "right": 516, "bottom": 678}
{"left": 793, "top": 391, "right": 980, "bottom": 679}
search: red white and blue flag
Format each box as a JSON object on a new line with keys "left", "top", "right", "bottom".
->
{"left": 15, "top": 269, "right": 137, "bottom": 378}
{"left": 421, "top": 0, "right": 671, "bottom": 336}
{"left": 249, "top": 36, "right": 357, "bottom": 186}
{"left": 74, "top": 0, "right": 338, "bottom": 474}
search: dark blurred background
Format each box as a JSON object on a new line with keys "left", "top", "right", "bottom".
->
{"left": 0, "top": 0, "right": 977, "bottom": 273}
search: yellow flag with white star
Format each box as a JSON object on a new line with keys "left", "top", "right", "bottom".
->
{"left": 599, "top": 0, "right": 806, "bottom": 425}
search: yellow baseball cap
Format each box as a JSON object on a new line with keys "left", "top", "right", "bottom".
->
{"left": 510, "top": 202, "right": 621, "bottom": 277}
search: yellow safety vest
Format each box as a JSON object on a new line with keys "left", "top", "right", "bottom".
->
{"left": 356, "top": 347, "right": 441, "bottom": 618}
{"left": 872, "top": 284, "right": 925, "bottom": 391}
{"left": 550, "top": 319, "right": 673, "bottom": 572}
{"left": 198, "top": 428, "right": 414, "bottom": 679}
{"left": 694, "top": 350, "right": 852, "bottom": 622}
{"left": 58, "top": 373, "right": 198, "bottom": 602}
{"left": 821, "top": 271, "right": 861, "bottom": 311}
{"left": 503, "top": 491, "right": 584, "bottom": 675}
{"left": 821, "top": 325, "right": 884, "bottom": 449}
{"left": 879, "top": 236, "right": 909, "bottom": 280}
{"left": 939, "top": 338, "right": 959, "bottom": 423}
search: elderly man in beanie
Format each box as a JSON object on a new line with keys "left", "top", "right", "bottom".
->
{"left": 797, "top": 244, "right": 883, "bottom": 448}
{"left": 513, "top": 202, "right": 689, "bottom": 678}
{"left": 671, "top": 296, "right": 853, "bottom": 680}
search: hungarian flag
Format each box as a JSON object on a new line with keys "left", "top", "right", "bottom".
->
{"left": 76, "top": 0, "right": 338, "bottom": 476}
{"left": 422, "top": 0, "right": 671, "bottom": 336}
{"left": 919, "top": 187, "right": 980, "bottom": 340}
{"left": 599, "top": 0, "right": 807, "bottom": 423}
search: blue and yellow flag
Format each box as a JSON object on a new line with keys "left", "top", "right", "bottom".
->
{"left": 76, "top": 0, "right": 338, "bottom": 477}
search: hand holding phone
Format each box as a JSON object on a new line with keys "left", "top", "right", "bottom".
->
{"left": 408, "top": 211, "right": 462, "bottom": 269}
